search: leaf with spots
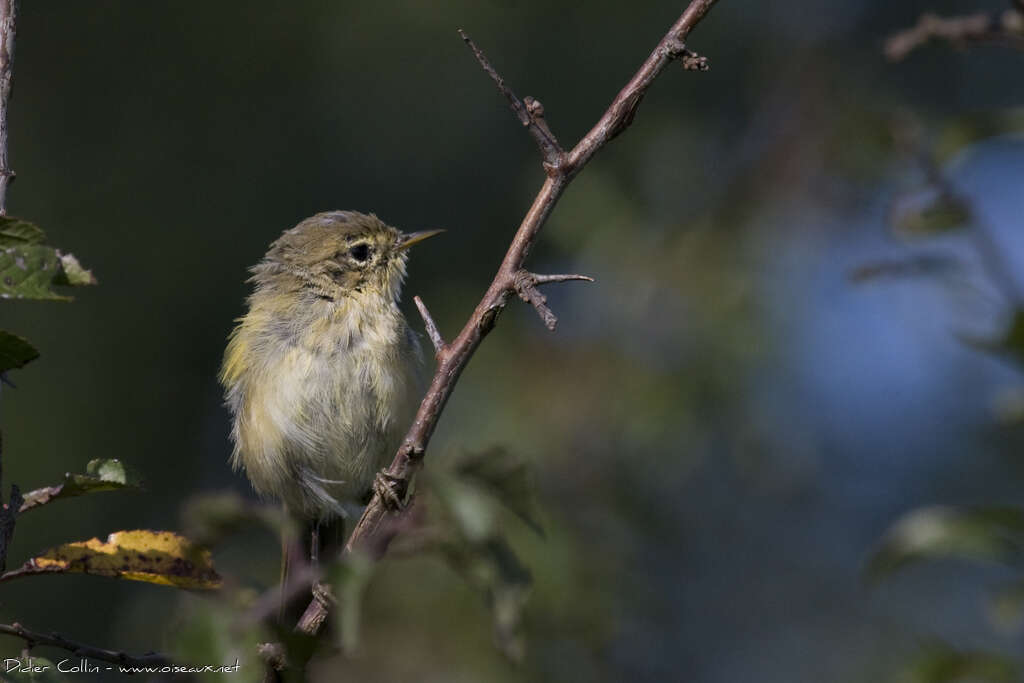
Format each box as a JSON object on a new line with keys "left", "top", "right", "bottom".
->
{"left": 0, "top": 530, "right": 222, "bottom": 590}
{"left": 0, "top": 329, "right": 39, "bottom": 372}
{"left": 0, "top": 244, "right": 96, "bottom": 301}
{"left": 20, "top": 459, "right": 145, "bottom": 513}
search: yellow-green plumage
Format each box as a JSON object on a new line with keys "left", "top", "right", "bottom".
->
{"left": 220, "top": 211, "right": 428, "bottom": 521}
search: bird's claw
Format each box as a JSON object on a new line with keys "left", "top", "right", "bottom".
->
{"left": 372, "top": 470, "right": 406, "bottom": 512}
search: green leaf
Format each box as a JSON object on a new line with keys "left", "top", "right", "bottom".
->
{"left": 901, "top": 641, "right": 1018, "bottom": 683}
{"left": 0, "top": 241, "right": 95, "bottom": 301}
{"left": 989, "top": 578, "right": 1024, "bottom": 632}
{"left": 329, "top": 551, "right": 376, "bottom": 655}
{"left": 439, "top": 536, "right": 532, "bottom": 661}
{"left": 20, "top": 459, "right": 144, "bottom": 512}
{"left": 891, "top": 188, "right": 971, "bottom": 238}
{"left": 0, "top": 329, "right": 39, "bottom": 372}
{"left": 170, "top": 594, "right": 270, "bottom": 675}
{"left": 866, "top": 505, "right": 1024, "bottom": 581}
{"left": 0, "top": 216, "right": 47, "bottom": 246}
{"left": 423, "top": 469, "right": 533, "bottom": 660}
{"left": 180, "top": 491, "right": 298, "bottom": 547}
{"left": 0, "top": 244, "right": 68, "bottom": 301}
{"left": 454, "top": 448, "right": 544, "bottom": 536}
{"left": 935, "top": 108, "right": 1024, "bottom": 164}
{"left": 960, "top": 309, "right": 1024, "bottom": 369}
{"left": 0, "top": 529, "right": 222, "bottom": 590}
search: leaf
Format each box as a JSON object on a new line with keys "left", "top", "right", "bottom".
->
{"left": 0, "top": 216, "right": 46, "bottom": 246}
{"left": 170, "top": 596, "right": 270, "bottom": 675}
{"left": 989, "top": 578, "right": 1024, "bottom": 632}
{"left": 54, "top": 252, "right": 96, "bottom": 286}
{"left": 960, "top": 309, "right": 1024, "bottom": 369}
{"left": 329, "top": 551, "right": 376, "bottom": 655}
{"left": 2, "top": 530, "right": 221, "bottom": 589}
{"left": 180, "top": 491, "right": 297, "bottom": 547}
{"left": 439, "top": 536, "right": 532, "bottom": 661}
{"left": 935, "top": 108, "right": 1024, "bottom": 163}
{"left": 0, "top": 329, "right": 39, "bottom": 372}
{"left": 866, "top": 505, "right": 1024, "bottom": 581}
{"left": 0, "top": 244, "right": 68, "bottom": 301}
{"left": 0, "top": 243, "right": 95, "bottom": 301}
{"left": 901, "top": 641, "right": 1018, "bottom": 683}
{"left": 891, "top": 188, "right": 971, "bottom": 239}
{"left": 20, "top": 459, "right": 144, "bottom": 513}
{"left": 454, "top": 448, "right": 544, "bottom": 536}
{"left": 423, "top": 469, "right": 533, "bottom": 661}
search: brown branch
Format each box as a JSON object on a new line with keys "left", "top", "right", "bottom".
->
{"left": 513, "top": 270, "right": 594, "bottom": 331}
{"left": 295, "top": 0, "right": 720, "bottom": 636}
{"left": 0, "top": 431, "right": 20, "bottom": 572}
{"left": 885, "top": 9, "right": 1024, "bottom": 61}
{"left": 0, "top": 622, "right": 171, "bottom": 668}
{"left": 458, "top": 30, "right": 564, "bottom": 170}
{"left": 0, "top": 0, "right": 16, "bottom": 215}
{"left": 414, "top": 295, "right": 446, "bottom": 355}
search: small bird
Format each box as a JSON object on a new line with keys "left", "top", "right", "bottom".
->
{"left": 220, "top": 211, "right": 440, "bottom": 559}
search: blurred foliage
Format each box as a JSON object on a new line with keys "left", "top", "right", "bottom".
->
{"left": 867, "top": 506, "right": 1024, "bottom": 580}
{"left": 897, "top": 642, "right": 1017, "bottom": 683}
{"left": 890, "top": 188, "right": 972, "bottom": 239}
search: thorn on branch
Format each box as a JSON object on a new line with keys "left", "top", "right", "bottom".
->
{"left": 512, "top": 270, "right": 594, "bottom": 331}
{"left": 414, "top": 295, "right": 446, "bottom": 356}
{"left": 458, "top": 29, "right": 565, "bottom": 168}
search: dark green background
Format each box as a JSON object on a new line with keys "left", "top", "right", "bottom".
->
{"left": 2, "top": 1, "right": 1024, "bottom": 681}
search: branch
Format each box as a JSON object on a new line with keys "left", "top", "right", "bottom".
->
{"left": 295, "top": 0, "right": 720, "bottom": 636}
{"left": 513, "top": 270, "right": 594, "bottom": 331}
{"left": 458, "top": 30, "right": 564, "bottom": 170}
{"left": 0, "top": 431, "right": 20, "bottom": 572}
{"left": 0, "top": 622, "right": 171, "bottom": 668}
{"left": 413, "top": 295, "right": 446, "bottom": 355}
{"left": 0, "top": 0, "right": 16, "bottom": 215}
{"left": 885, "top": 8, "right": 1024, "bottom": 61}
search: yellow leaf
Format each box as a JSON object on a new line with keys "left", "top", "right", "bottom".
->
{"left": 3, "top": 530, "right": 221, "bottom": 590}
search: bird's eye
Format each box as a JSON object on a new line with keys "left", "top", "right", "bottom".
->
{"left": 349, "top": 244, "right": 371, "bottom": 262}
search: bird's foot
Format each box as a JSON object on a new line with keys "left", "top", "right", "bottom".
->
{"left": 372, "top": 470, "right": 406, "bottom": 512}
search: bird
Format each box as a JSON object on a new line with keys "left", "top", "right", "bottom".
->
{"left": 219, "top": 210, "right": 440, "bottom": 563}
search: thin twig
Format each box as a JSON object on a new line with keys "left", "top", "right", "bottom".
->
{"left": 295, "top": 0, "right": 719, "bottom": 635}
{"left": 885, "top": 9, "right": 1024, "bottom": 61}
{"left": 458, "top": 30, "right": 564, "bottom": 170}
{"left": 0, "top": 622, "right": 171, "bottom": 668}
{"left": 529, "top": 273, "right": 595, "bottom": 285}
{"left": 0, "top": 0, "right": 16, "bottom": 215}
{"left": 414, "top": 295, "right": 446, "bottom": 355}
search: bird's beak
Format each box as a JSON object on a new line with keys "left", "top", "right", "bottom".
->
{"left": 396, "top": 229, "right": 444, "bottom": 251}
